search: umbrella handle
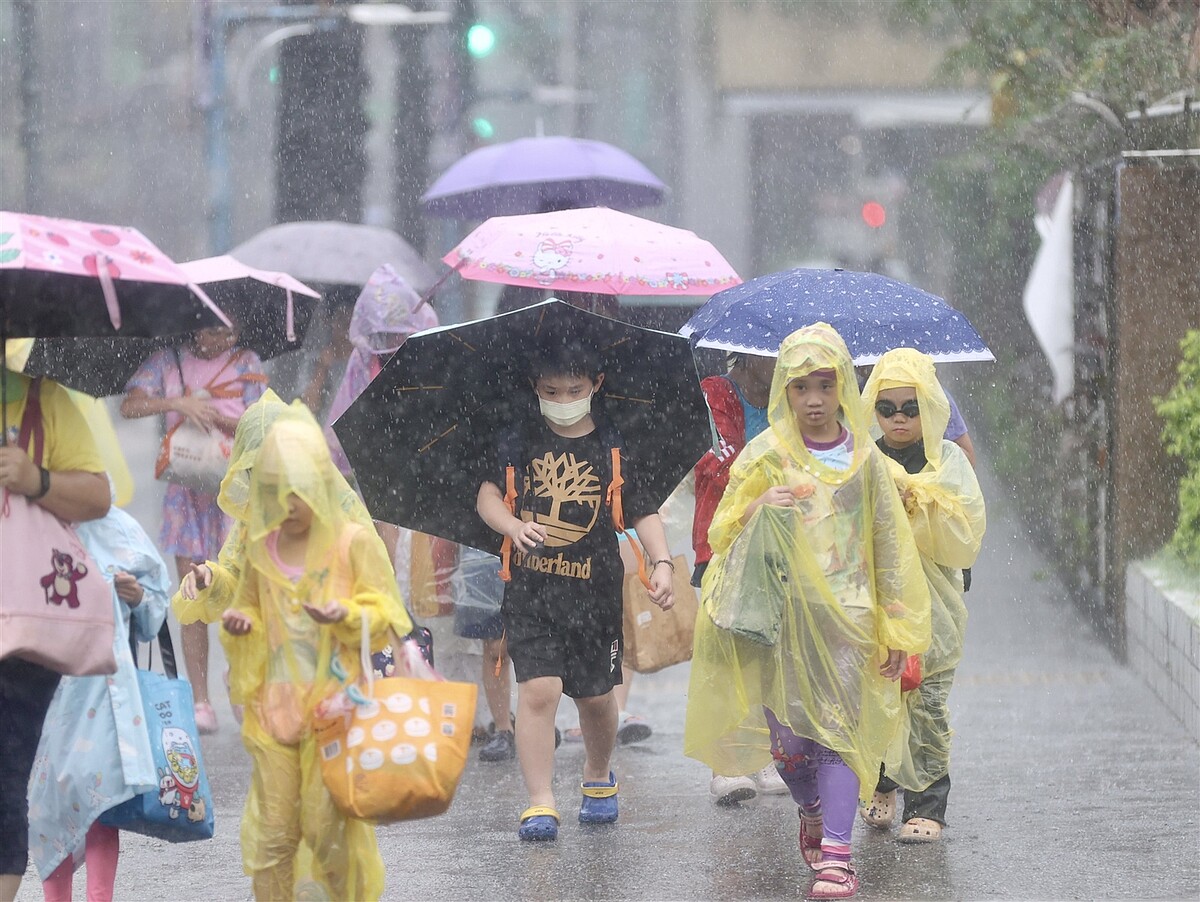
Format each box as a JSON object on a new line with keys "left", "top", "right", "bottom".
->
{"left": 413, "top": 260, "right": 466, "bottom": 314}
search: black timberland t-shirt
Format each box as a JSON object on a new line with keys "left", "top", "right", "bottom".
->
{"left": 492, "top": 418, "right": 652, "bottom": 631}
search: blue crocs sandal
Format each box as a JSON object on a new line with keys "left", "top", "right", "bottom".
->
{"left": 518, "top": 806, "right": 560, "bottom": 841}
{"left": 579, "top": 772, "right": 619, "bottom": 824}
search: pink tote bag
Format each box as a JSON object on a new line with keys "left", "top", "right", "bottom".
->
{"left": 0, "top": 379, "right": 115, "bottom": 675}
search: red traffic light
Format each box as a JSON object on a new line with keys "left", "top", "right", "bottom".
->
{"left": 861, "top": 201, "right": 886, "bottom": 229}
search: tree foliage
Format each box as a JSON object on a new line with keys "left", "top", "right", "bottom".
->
{"left": 899, "top": 0, "right": 1199, "bottom": 161}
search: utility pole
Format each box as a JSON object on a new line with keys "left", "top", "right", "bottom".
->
{"left": 14, "top": 0, "right": 43, "bottom": 212}
{"left": 275, "top": 0, "right": 369, "bottom": 224}
{"left": 391, "top": 0, "right": 433, "bottom": 248}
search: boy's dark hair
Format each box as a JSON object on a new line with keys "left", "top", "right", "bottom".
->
{"left": 528, "top": 337, "right": 602, "bottom": 382}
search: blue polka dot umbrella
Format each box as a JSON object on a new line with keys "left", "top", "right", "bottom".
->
{"left": 680, "top": 268, "right": 994, "bottom": 364}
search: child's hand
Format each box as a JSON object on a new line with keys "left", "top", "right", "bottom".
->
{"left": 509, "top": 520, "right": 547, "bottom": 552}
{"left": 880, "top": 648, "right": 908, "bottom": 681}
{"left": 222, "top": 609, "right": 253, "bottom": 635}
{"left": 114, "top": 571, "right": 144, "bottom": 607}
{"left": 173, "top": 395, "right": 218, "bottom": 430}
{"left": 743, "top": 486, "right": 795, "bottom": 524}
{"left": 648, "top": 564, "right": 675, "bottom": 611}
{"left": 180, "top": 562, "right": 213, "bottom": 600}
{"left": 760, "top": 486, "right": 795, "bottom": 508}
{"left": 303, "top": 601, "right": 349, "bottom": 624}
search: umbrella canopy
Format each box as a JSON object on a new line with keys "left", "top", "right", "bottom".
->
{"left": 333, "top": 299, "right": 711, "bottom": 553}
{"left": 229, "top": 221, "right": 438, "bottom": 294}
{"left": 179, "top": 255, "right": 320, "bottom": 360}
{"left": 680, "top": 268, "right": 994, "bottom": 365}
{"left": 443, "top": 207, "right": 741, "bottom": 297}
{"left": 421, "top": 136, "right": 668, "bottom": 219}
{"left": 0, "top": 211, "right": 227, "bottom": 338}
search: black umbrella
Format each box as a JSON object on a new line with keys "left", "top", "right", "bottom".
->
{"left": 333, "top": 300, "right": 712, "bottom": 552}
{"left": 22, "top": 255, "right": 320, "bottom": 397}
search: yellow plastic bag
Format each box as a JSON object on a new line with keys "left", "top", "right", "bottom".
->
{"left": 314, "top": 622, "right": 476, "bottom": 823}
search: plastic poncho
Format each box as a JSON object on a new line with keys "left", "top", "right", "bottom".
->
{"left": 172, "top": 390, "right": 381, "bottom": 627}
{"left": 325, "top": 264, "right": 437, "bottom": 427}
{"left": 862, "top": 348, "right": 986, "bottom": 791}
{"left": 28, "top": 500, "right": 170, "bottom": 879}
{"left": 220, "top": 406, "right": 410, "bottom": 902}
{"left": 684, "top": 323, "right": 931, "bottom": 798}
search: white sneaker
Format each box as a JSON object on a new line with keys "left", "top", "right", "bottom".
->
{"left": 710, "top": 774, "right": 757, "bottom": 806}
{"left": 752, "top": 764, "right": 789, "bottom": 795}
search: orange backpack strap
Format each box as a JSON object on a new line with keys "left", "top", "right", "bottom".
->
{"left": 498, "top": 464, "right": 518, "bottom": 583}
{"left": 608, "top": 447, "right": 650, "bottom": 589}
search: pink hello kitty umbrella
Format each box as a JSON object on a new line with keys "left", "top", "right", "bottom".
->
{"left": 441, "top": 206, "right": 741, "bottom": 296}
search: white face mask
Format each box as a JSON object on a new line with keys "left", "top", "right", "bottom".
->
{"left": 539, "top": 390, "right": 593, "bottom": 426}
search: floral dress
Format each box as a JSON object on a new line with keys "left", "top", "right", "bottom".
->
{"left": 125, "top": 346, "right": 266, "bottom": 560}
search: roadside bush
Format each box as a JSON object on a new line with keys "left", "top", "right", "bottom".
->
{"left": 1154, "top": 330, "right": 1200, "bottom": 568}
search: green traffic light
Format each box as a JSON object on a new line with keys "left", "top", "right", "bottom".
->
{"left": 466, "top": 23, "right": 496, "bottom": 59}
{"left": 472, "top": 117, "right": 495, "bottom": 139}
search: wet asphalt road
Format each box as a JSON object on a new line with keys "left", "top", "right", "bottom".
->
{"left": 15, "top": 411, "right": 1200, "bottom": 901}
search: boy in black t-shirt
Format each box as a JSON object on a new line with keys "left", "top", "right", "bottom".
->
{"left": 476, "top": 339, "right": 675, "bottom": 842}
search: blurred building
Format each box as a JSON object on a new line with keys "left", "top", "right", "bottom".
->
{"left": 0, "top": 0, "right": 986, "bottom": 304}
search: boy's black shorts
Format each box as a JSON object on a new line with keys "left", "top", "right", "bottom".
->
{"left": 504, "top": 607, "right": 624, "bottom": 699}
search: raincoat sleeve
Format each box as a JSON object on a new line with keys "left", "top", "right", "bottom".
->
{"left": 125, "top": 520, "right": 171, "bottom": 643}
{"left": 706, "top": 443, "right": 775, "bottom": 561}
{"left": 895, "top": 442, "right": 986, "bottom": 570}
{"left": 221, "top": 569, "right": 268, "bottom": 706}
{"left": 172, "top": 522, "right": 245, "bottom": 625}
{"left": 867, "top": 451, "right": 931, "bottom": 655}
{"left": 329, "top": 527, "right": 413, "bottom": 651}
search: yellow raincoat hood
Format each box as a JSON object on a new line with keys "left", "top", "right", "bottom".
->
{"left": 685, "top": 324, "right": 930, "bottom": 798}
{"left": 766, "top": 322, "right": 871, "bottom": 484}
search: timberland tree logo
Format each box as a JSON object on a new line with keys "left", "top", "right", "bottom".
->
{"left": 513, "top": 450, "right": 602, "bottom": 579}
{"left": 522, "top": 451, "right": 602, "bottom": 547}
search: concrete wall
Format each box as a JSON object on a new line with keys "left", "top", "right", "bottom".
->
{"left": 1126, "top": 560, "right": 1200, "bottom": 741}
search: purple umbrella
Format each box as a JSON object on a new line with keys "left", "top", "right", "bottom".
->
{"left": 421, "top": 136, "right": 667, "bottom": 219}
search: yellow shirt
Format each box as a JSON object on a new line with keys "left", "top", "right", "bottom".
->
{"left": 2, "top": 372, "right": 105, "bottom": 473}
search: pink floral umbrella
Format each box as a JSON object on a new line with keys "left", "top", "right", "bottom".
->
{"left": 1, "top": 211, "right": 229, "bottom": 438}
{"left": 0, "top": 211, "right": 228, "bottom": 338}
{"left": 442, "top": 206, "right": 741, "bottom": 296}
{"left": 180, "top": 255, "right": 320, "bottom": 355}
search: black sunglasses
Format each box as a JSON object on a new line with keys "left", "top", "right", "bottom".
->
{"left": 875, "top": 399, "right": 920, "bottom": 419}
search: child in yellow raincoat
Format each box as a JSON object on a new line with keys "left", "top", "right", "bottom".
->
{"left": 859, "top": 348, "right": 986, "bottom": 843}
{"left": 219, "top": 405, "right": 411, "bottom": 901}
{"left": 684, "top": 323, "right": 930, "bottom": 901}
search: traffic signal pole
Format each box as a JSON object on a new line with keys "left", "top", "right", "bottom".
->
{"left": 201, "top": 3, "right": 448, "bottom": 253}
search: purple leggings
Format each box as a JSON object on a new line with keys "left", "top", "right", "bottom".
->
{"left": 765, "top": 709, "right": 860, "bottom": 845}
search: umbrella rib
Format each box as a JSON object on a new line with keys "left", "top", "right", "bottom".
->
{"left": 419, "top": 422, "right": 459, "bottom": 454}
{"left": 606, "top": 394, "right": 653, "bottom": 404}
{"left": 394, "top": 385, "right": 446, "bottom": 392}
{"left": 448, "top": 332, "right": 477, "bottom": 353}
